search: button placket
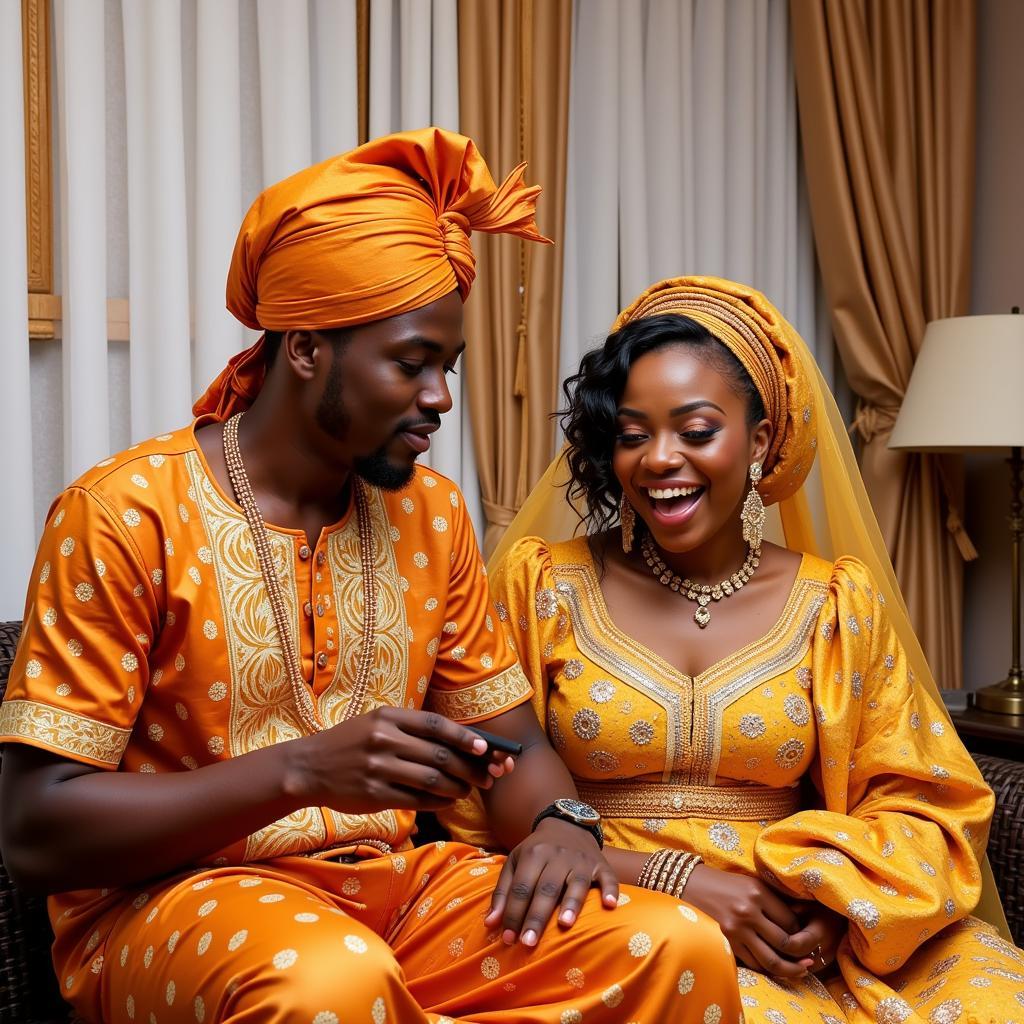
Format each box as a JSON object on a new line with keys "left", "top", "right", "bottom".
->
{"left": 311, "top": 541, "right": 332, "bottom": 680}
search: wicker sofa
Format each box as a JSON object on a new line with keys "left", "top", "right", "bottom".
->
{"left": 1, "top": 619, "right": 1022, "bottom": 1024}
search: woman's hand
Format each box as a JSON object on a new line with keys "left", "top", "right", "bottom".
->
{"left": 682, "top": 863, "right": 808, "bottom": 978}
{"left": 484, "top": 817, "right": 619, "bottom": 947}
{"left": 785, "top": 902, "right": 846, "bottom": 973}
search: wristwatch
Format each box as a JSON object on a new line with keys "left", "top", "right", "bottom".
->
{"left": 531, "top": 798, "right": 604, "bottom": 849}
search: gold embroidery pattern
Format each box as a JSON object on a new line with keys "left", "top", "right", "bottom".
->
{"left": 312, "top": 488, "right": 407, "bottom": 848}
{"left": 574, "top": 778, "right": 800, "bottom": 822}
{"left": 0, "top": 698, "right": 130, "bottom": 766}
{"left": 325, "top": 807, "right": 401, "bottom": 846}
{"left": 321, "top": 487, "right": 407, "bottom": 723}
{"left": 693, "top": 583, "right": 826, "bottom": 784}
{"left": 189, "top": 454, "right": 306, "bottom": 752}
{"left": 189, "top": 454, "right": 317, "bottom": 860}
{"left": 553, "top": 564, "right": 689, "bottom": 783}
{"left": 426, "top": 664, "right": 531, "bottom": 721}
{"left": 244, "top": 807, "right": 327, "bottom": 858}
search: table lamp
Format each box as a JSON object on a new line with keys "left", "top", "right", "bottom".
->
{"left": 889, "top": 310, "right": 1024, "bottom": 715}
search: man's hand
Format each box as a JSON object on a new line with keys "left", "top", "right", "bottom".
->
{"left": 682, "top": 864, "right": 810, "bottom": 978}
{"left": 483, "top": 817, "right": 619, "bottom": 947}
{"left": 291, "top": 707, "right": 514, "bottom": 815}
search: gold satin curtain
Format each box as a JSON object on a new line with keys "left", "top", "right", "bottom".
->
{"left": 457, "top": 0, "right": 571, "bottom": 557}
{"left": 790, "top": 0, "right": 977, "bottom": 689}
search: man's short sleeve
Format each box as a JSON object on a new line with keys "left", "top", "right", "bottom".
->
{"left": 424, "top": 486, "right": 531, "bottom": 724}
{"left": 0, "top": 486, "right": 159, "bottom": 768}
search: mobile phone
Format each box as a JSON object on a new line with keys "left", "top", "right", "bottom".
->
{"left": 466, "top": 725, "right": 523, "bottom": 759}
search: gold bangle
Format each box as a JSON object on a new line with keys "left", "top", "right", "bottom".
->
{"left": 654, "top": 850, "right": 680, "bottom": 892}
{"left": 662, "top": 852, "right": 692, "bottom": 894}
{"left": 672, "top": 854, "right": 703, "bottom": 898}
{"left": 637, "top": 849, "right": 669, "bottom": 889}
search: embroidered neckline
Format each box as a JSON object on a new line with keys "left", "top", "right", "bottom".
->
{"left": 569, "top": 543, "right": 817, "bottom": 684}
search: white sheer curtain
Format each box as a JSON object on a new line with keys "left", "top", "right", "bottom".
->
{"left": 0, "top": 0, "right": 474, "bottom": 619}
{"left": 0, "top": 2, "right": 35, "bottom": 612}
{"left": 559, "top": 0, "right": 830, "bottom": 397}
{"left": 367, "top": 0, "right": 483, "bottom": 537}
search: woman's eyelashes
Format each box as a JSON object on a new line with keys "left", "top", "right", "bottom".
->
{"left": 614, "top": 425, "right": 721, "bottom": 445}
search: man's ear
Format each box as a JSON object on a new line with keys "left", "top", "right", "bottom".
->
{"left": 280, "top": 330, "right": 320, "bottom": 381}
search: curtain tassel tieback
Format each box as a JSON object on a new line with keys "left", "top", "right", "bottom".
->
{"left": 936, "top": 459, "right": 979, "bottom": 562}
{"left": 850, "top": 401, "right": 978, "bottom": 562}
{"left": 849, "top": 401, "right": 901, "bottom": 444}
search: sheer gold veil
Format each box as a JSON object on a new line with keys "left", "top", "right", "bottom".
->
{"left": 488, "top": 281, "right": 1008, "bottom": 936}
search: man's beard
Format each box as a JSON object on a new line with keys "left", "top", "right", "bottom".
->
{"left": 352, "top": 449, "right": 416, "bottom": 491}
{"left": 314, "top": 348, "right": 425, "bottom": 493}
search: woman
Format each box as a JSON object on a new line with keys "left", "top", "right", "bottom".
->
{"left": 444, "top": 277, "right": 1024, "bottom": 1022}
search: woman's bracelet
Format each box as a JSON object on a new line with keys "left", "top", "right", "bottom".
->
{"left": 671, "top": 853, "right": 702, "bottom": 898}
{"left": 637, "top": 848, "right": 671, "bottom": 888}
{"left": 636, "top": 848, "right": 703, "bottom": 898}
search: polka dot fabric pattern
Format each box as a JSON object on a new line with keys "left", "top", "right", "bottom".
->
{"left": 77, "top": 843, "right": 742, "bottom": 1023}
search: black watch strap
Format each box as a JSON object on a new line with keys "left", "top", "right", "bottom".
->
{"left": 531, "top": 801, "right": 604, "bottom": 849}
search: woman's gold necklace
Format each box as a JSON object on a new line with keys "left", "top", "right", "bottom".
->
{"left": 640, "top": 533, "right": 760, "bottom": 629}
{"left": 222, "top": 412, "right": 378, "bottom": 732}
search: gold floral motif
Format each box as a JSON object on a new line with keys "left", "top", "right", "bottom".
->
{"left": 563, "top": 659, "right": 584, "bottom": 680}
{"left": 709, "top": 822, "right": 741, "bottom": 851}
{"left": 739, "top": 713, "right": 766, "bottom": 738}
{"left": 425, "top": 664, "right": 531, "bottom": 721}
{"left": 775, "top": 738, "right": 806, "bottom": 770}
{"left": 535, "top": 588, "right": 558, "bottom": 620}
{"left": 585, "top": 750, "right": 620, "bottom": 773}
{"left": 589, "top": 679, "right": 615, "bottom": 703}
{"left": 927, "top": 1000, "right": 963, "bottom": 1023}
{"left": 783, "top": 694, "right": 810, "bottom": 726}
{"left": 851, "top": 671, "right": 864, "bottom": 698}
{"left": 572, "top": 708, "right": 601, "bottom": 741}
{"left": 0, "top": 698, "right": 129, "bottom": 766}
{"left": 848, "top": 898, "right": 881, "bottom": 929}
{"left": 801, "top": 868, "right": 823, "bottom": 890}
{"left": 874, "top": 996, "right": 912, "bottom": 1023}
{"left": 629, "top": 720, "right": 654, "bottom": 746}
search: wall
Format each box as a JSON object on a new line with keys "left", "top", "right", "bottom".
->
{"left": 963, "top": 0, "right": 1024, "bottom": 689}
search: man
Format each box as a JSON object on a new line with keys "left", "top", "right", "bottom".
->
{"left": 0, "top": 128, "right": 738, "bottom": 1023}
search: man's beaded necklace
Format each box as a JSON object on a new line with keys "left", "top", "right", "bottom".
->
{"left": 222, "top": 412, "right": 378, "bottom": 732}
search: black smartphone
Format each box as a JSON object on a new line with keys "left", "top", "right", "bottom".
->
{"left": 466, "top": 725, "right": 523, "bottom": 759}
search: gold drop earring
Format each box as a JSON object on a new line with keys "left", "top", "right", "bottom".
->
{"left": 740, "top": 461, "right": 765, "bottom": 551}
{"left": 620, "top": 493, "right": 636, "bottom": 553}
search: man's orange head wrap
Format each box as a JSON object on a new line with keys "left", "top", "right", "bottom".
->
{"left": 194, "top": 127, "right": 550, "bottom": 420}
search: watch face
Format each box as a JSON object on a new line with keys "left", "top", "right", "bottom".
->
{"left": 554, "top": 798, "right": 601, "bottom": 825}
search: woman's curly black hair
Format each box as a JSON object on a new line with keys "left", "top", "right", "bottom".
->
{"left": 560, "top": 314, "right": 766, "bottom": 537}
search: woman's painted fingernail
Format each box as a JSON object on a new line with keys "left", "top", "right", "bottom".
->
{"left": 502, "top": 929, "right": 517, "bottom": 945}
{"left": 560, "top": 910, "right": 575, "bottom": 925}
{"left": 522, "top": 929, "right": 538, "bottom": 946}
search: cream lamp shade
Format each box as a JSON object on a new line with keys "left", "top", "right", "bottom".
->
{"left": 889, "top": 314, "right": 1024, "bottom": 452}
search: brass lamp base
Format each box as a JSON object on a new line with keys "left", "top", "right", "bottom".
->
{"left": 972, "top": 675, "right": 1024, "bottom": 715}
